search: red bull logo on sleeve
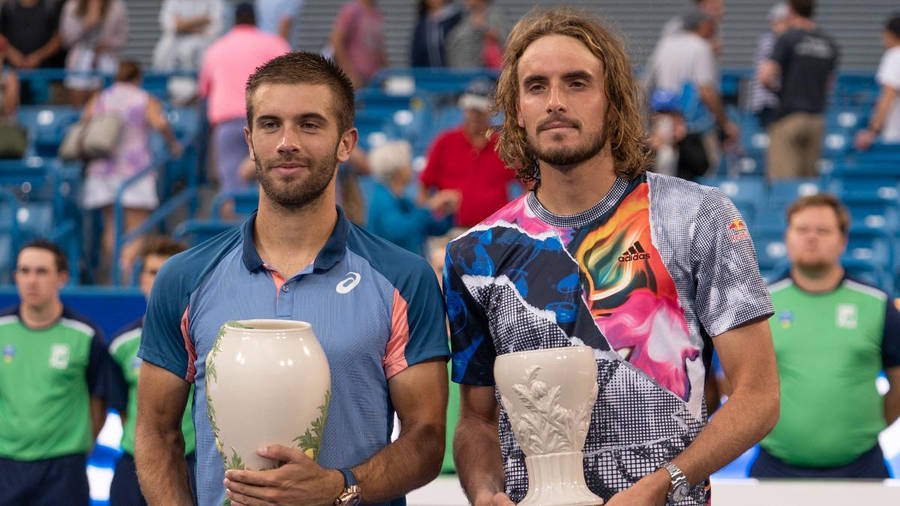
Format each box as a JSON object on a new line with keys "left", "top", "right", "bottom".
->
{"left": 728, "top": 219, "right": 750, "bottom": 243}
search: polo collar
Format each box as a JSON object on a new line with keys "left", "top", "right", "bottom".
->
{"left": 241, "top": 207, "right": 350, "bottom": 274}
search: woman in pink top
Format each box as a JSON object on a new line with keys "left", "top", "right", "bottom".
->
{"left": 82, "top": 61, "right": 181, "bottom": 282}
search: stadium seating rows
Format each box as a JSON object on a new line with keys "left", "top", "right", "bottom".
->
{"left": 1, "top": 68, "right": 899, "bottom": 295}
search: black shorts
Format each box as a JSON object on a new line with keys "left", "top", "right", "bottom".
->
{"left": 750, "top": 444, "right": 891, "bottom": 479}
{"left": 0, "top": 453, "right": 89, "bottom": 505}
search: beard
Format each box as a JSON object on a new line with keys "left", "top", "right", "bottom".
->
{"left": 255, "top": 145, "right": 338, "bottom": 211}
{"left": 528, "top": 113, "right": 609, "bottom": 170}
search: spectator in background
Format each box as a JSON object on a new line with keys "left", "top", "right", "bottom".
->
{"left": 367, "top": 140, "right": 459, "bottom": 256}
{"left": 0, "top": 0, "right": 64, "bottom": 69}
{"left": 60, "top": 0, "right": 128, "bottom": 106}
{"left": 199, "top": 2, "right": 289, "bottom": 204}
{"left": 855, "top": 13, "right": 900, "bottom": 151}
{"left": 81, "top": 61, "right": 181, "bottom": 282}
{"left": 108, "top": 236, "right": 195, "bottom": 505}
{"left": 330, "top": 0, "right": 386, "bottom": 89}
{"left": 654, "top": 0, "right": 725, "bottom": 50}
{"left": 445, "top": 0, "right": 508, "bottom": 70}
{"left": 0, "top": 37, "right": 20, "bottom": 122}
{"left": 153, "top": 0, "right": 223, "bottom": 72}
{"left": 750, "top": 3, "right": 790, "bottom": 129}
{"left": 760, "top": 0, "right": 839, "bottom": 179}
{"left": 257, "top": 0, "right": 304, "bottom": 41}
{"left": 410, "top": 0, "right": 461, "bottom": 67}
{"left": 645, "top": 8, "right": 738, "bottom": 180}
{"left": 419, "top": 79, "right": 516, "bottom": 228}
{"left": 753, "top": 194, "right": 900, "bottom": 478}
{"left": 0, "top": 240, "right": 112, "bottom": 505}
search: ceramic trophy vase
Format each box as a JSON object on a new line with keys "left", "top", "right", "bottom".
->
{"left": 206, "top": 319, "right": 331, "bottom": 471}
{"left": 494, "top": 346, "right": 603, "bottom": 506}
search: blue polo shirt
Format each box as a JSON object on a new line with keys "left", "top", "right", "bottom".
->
{"left": 139, "top": 208, "right": 449, "bottom": 506}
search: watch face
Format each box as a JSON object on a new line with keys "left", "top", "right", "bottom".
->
{"left": 672, "top": 482, "right": 690, "bottom": 502}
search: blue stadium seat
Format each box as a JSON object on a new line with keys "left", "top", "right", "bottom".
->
{"left": 753, "top": 228, "right": 789, "bottom": 273}
{"left": 211, "top": 189, "right": 260, "bottom": 219}
{"left": 16, "top": 106, "right": 81, "bottom": 157}
{"left": 368, "top": 67, "right": 499, "bottom": 95}
{"left": 768, "top": 178, "right": 821, "bottom": 208}
{"left": 173, "top": 219, "right": 238, "bottom": 247}
{"left": 698, "top": 177, "right": 765, "bottom": 226}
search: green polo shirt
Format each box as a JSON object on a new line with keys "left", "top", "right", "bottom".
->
{"left": 0, "top": 306, "right": 110, "bottom": 460}
{"left": 109, "top": 320, "right": 195, "bottom": 456}
{"left": 762, "top": 276, "right": 900, "bottom": 467}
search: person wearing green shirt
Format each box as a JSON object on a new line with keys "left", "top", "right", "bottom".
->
{"left": 0, "top": 240, "right": 112, "bottom": 505}
{"left": 752, "top": 193, "right": 900, "bottom": 477}
{"left": 108, "top": 236, "right": 194, "bottom": 505}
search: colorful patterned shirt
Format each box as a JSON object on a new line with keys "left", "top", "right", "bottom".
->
{"left": 444, "top": 172, "right": 773, "bottom": 504}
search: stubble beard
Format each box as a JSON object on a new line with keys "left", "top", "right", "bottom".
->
{"left": 255, "top": 145, "right": 338, "bottom": 211}
{"left": 529, "top": 121, "right": 609, "bottom": 172}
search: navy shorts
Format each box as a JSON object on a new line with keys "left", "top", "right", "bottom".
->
{"left": 750, "top": 444, "right": 891, "bottom": 479}
{"left": 0, "top": 453, "right": 89, "bottom": 505}
{"left": 109, "top": 452, "right": 197, "bottom": 505}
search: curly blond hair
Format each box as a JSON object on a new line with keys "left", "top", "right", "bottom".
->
{"left": 495, "top": 8, "right": 651, "bottom": 183}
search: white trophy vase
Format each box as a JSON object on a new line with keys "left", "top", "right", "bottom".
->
{"left": 206, "top": 319, "right": 331, "bottom": 471}
{"left": 494, "top": 346, "right": 603, "bottom": 506}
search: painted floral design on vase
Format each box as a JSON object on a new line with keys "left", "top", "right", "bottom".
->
{"left": 206, "top": 319, "right": 331, "bottom": 472}
{"left": 495, "top": 345, "right": 603, "bottom": 506}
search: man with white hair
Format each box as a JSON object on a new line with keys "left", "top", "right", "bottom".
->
{"left": 367, "top": 140, "right": 459, "bottom": 255}
{"left": 419, "top": 78, "right": 517, "bottom": 228}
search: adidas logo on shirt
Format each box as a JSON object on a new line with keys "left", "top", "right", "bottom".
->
{"left": 618, "top": 241, "right": 651, "bottom": 262}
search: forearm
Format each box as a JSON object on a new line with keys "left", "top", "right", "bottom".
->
{"left": 671, "top": 386, "right": 778, "bottom": 486}
{"left": 134, "top": 426, "right": 193, "bottom": 505}
{"left": 868, "top": 88, "right": 897, "bottom": 134}
{"left": 33, "top": 35, "right": 61, "bottom": 62}
{"left": 353, "top": 421, "right": 445, "bottom": 503}
{"left": 699, "top": 85, "right": 729, "bottom": 128}
{"left": 90, "top": 397, "right": 107, "bottom": 440}
{"left": 885, "top": 389, "right": 900, "bottom": 426}
{"left": 453, "top": 414, "right": 505, "bottom": 502}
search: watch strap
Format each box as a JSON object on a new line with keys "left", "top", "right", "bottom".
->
{"left": 338, "top": 467, "right": 358, "bottom": 488}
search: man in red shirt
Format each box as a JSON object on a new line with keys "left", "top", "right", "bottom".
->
{"left": 419, "top": 79, "right": 517, "bottom": 228}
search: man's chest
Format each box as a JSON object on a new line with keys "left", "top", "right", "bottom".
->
{"left": 188, "top": 272, "right": 394, "bottom": 378}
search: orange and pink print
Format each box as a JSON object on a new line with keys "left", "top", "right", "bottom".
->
{"left": 575, "top": 183, "right": 700, "bottom": 401}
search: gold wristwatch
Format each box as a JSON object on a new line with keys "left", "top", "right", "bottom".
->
{"left": 334, "top": 468, "right": 361, "bottom": 506}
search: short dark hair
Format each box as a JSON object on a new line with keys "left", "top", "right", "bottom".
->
{"left": 789, "top": 0, "right": 814, "bottom": 19}
{"left": 887, "top": 12, "right": 900, "bottom": 38}
{"left": 786, "top": 193, "right": 850, "bottom": 236}
{"left": 245, "top": 51, "right": 355, "bottom": 134}
{"left": 116, "top": 60, "right": 141, "bottom": 83}
{"left": 19, "top": 239, "right": 68, "bottom": 273}
{"left": 138, "top": 236, "right": 186, "bottom": 262}
{"left": 235, "top": 2, "right": 256, "bottom": 26}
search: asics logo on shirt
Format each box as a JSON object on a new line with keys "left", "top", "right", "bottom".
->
{"left": 336, "top": 272, "right": 361, "bottom": 294}
{"left": 618, "top": 241, "right": 651, "bottom": 262}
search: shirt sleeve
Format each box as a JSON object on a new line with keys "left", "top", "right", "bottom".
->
{"left": 106, "top": 347, "right": 129, "bottom": 413}
{"left": 444, "top": 244, "right": 498, "bottom": 386}
{"left": 382, "top": 255, "right": 450, "bottom": 379}
{"left": 690, "top": 188, "right": 774, "bottom": 337}
{"left": 769, "top": 32, "right": 791, "bottom": 69}
{"left": 138, "top": 259, "right": 194, "bottom": 382}
{"left": 692, "top": 41, "right": 717, "bottom": 88}
{"left": 86, "top": 326, "right": 112, "bottom": 398}
{"left": 882, "top": 299, "right": 900, "bottom": 369}
{"left": 877, "top": 50, "right": 900, "bottom": 91}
